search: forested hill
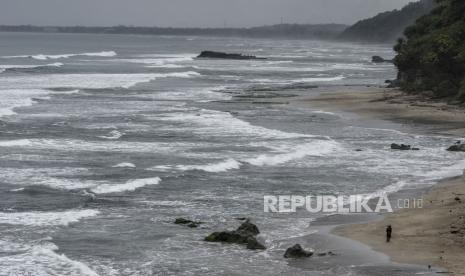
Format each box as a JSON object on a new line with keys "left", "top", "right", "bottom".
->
{"left": 394, "top": 0, "right": 465, "bottom": 101}
{"left": 339, "top": 0, "right": 435, "bottom": 42}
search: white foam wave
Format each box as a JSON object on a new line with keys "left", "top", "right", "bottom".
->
{"left": 0, "top": 71, "right": 200, "bottom": 90}
{"left": 0, "top": 139, "right": 33, "bottom": 147}
{"left": 0, "top": 62, "right": 63, "bottom": 72}
{"left": 0, "top": 138, "right": 199, "bottom": 155}
{"left": 418, "top": 159, "right": 465, "bottom": 181}
{"left": 114, "top": 55, "right": 193, "bottom": 68}
{"left": 0, "top": 209, "right": 100, "bottom": 226}
{"left": 245, "top": 140, "right": 340, "bottom": 166}
{"left": 112, "top": 162, "right": 136, "bottom": 168}
{"left": 0, "top": 89, "right": 52, "bottom": 118}
{"left": 3, "top": 51, "right": 116, "bottom": 60}
{"left": 176, "top": 158, "right": 242, "bottom": 173}
{"left": 151, "top": 140, "right": 339, "bottom": 173}
{"left": 146, "top": 86, "right": 231, "bottom": 102}
{"left": 155, "top": 108, "right": 311, "bottom": 139}
{"left": 362, "top": 159, "right": 465, "bottom": 200}
{"left": 297, "top": 75, "right": 345, "bottom": 83}
{"left": 98, "top": 130, "right": 123, "bottom": 140}
{"left": 0, "top": 241, "right": 99, "bottom": 276}
{"left": 90, "top": 177, "right": 161, "bottom": 194}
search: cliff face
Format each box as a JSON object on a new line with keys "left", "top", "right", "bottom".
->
{"left": 394, "top": 0, "right": 465, "bottom": 101}
{"left": 339, "top": 0, "right": 435, "bottom": 43}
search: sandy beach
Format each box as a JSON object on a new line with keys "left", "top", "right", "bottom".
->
{"left": 297, "top": 88, "right": 465, "bottom": 275}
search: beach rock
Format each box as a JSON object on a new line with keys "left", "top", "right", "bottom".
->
{"left": 204, "top": 220, "right": 265, "bottom": 250}
{"left": 372, "top": 56, "right": 393, "bottom": 63}
{"left": 284, "top": 244, "right": 313, "bottom": 258}
{"left": 391, "top": 143, "right": 411, "bottom": 150}
{"left": 197, "top": 51, "right": 266, "bottom": 60}
{"left": 174, "top": 218, "right": 202, "bottom": 228}
{"left": 236, "top": 219, "right": 260, "bottom": 236}
{"left": 447, "top": 143, "right": 465, "bottom": 152}
{"left": 246, "top": 237, "right": 266, "bottom": 250}
{"left": 205, "top": 231, "right": 249, "bottom": 243}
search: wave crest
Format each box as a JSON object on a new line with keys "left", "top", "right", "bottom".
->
{"left": 90, "top": 177, "right": 161, "bottom": 194}
{"left": 2, "top": 51, "right": 116, "bottom": 60}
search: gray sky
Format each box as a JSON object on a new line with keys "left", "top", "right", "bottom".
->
{"left": 0, "top": 0, "right": 416, "bottom": 27}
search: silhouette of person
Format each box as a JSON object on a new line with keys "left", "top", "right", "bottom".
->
{"left": 386, "top": 225, "right": 392, "bottom": 242}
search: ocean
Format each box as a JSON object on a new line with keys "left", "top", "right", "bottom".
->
{"left": 0, "top": 32, "right": 463, "bottom": 275}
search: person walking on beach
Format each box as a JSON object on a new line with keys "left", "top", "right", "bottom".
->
{"left": 386, "top": 225, "right": 392, "bottom": 242}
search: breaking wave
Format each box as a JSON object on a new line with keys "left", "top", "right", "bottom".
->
{"left": 0, "top": 241, "right": 99, "bottom": 276}
{"left": 90, "top": 177, "right": 161, "bottom": 194}
{"left": 112, "top": 162, "right": 136, "bottom": 168}
{"left": 245, "top": 140, "right": 340, "bottom": 166}
{"left": 0, "top": 62, "right": 63, "bottom": 73}
{"left": 2, "top": 51, "right": 116, "bottom": 60}
{"left": 0, "top": 71, "right": 200, "bottom": 90}
{"left": 0, "top": 209, "right": 100, "bottom": 226}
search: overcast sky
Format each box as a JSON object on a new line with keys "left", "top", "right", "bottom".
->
{"left": 0, "top": 0, "right": 416, "bottom": 27}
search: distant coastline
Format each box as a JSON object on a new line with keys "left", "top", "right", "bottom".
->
{"left": 0, "top": 24, "right": 347, "bottom": 40}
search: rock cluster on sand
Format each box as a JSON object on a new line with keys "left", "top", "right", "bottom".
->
{"left": 283, "top": 244, "right": 313, "bottom": 258}
{"left": 197, "top": 51, "right": 266, "bottom": 60}
{"left": 391, "top": 143, "right": 420, "bottom": 150}
{"left": 204, "top": 219, "right": 266, "bottom": 250}
{"left": 174, "top": 218, "right": 203, "bottom": 228}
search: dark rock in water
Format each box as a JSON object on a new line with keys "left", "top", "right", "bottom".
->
{"left": 236, "top": 219, "right": 260, "bottom": 236}
{"left": 284, "top": 244, "right": 313, "bottom": 258}
{"left": 174, "top": 218, "right": 202, "bottom": 228}
{"left": 205, "top": 231, "right": 249, "bottom": 243}
{"left": 372, "top": 56, "right": 393, "bottom": 63}
{"left": 391, "top": 143, "right": 412, "bottom": 150}
{"left": 317, "top": 251, "right": 337, "bottom": 257}
{"left": 204, "top": 219, "right": 265, "bottom": 250}
{"left": 197, "top": 51, "right": 266, "bottom": 60}
{"left": 246, "top": 237, "right": 266, "bottom": 250}
{"left": 412, "top": 147, "right": 420, "bottom": 151}
{"left": 355, "top": 149, "right": 363, "bottom": 152}
{"left": 447, "top": 143, "right": 465, "bottom": 152}
{"left": 235, "top": 217, "right": 248, "bottom": 221}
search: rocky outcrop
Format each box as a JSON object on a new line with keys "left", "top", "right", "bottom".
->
{"left": 372, "top": 56, "right": 393, "bottom": 63}
{"left": 284, "top": 244, "right": 313, "bottom": 258}
{"left": 391, "top": 143, "right": 419, "bottom": 151}
{"left": 174, "top": 218, "right": 202, "bottom": 228}
{"left": 246, "top": 237, "right": 267, "bottom": 250}
{"left": 204, "top": 220, "right": 266, "bottom": 250}
{"left": 447, "top": 142, "right": 465, "bottom": 152}
{"left": 197, "top": 51, "right": 266, "bottom": 60}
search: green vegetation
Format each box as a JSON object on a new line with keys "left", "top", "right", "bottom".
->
{"left": 394, "top": 0, "right": 465, "bottom": 101}
{"left": 340, "top": 0, "right": 435, "bottom": 42}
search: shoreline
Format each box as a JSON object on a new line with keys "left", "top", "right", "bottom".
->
{"left": 294, "top": 88, "right": 465, "bottom": 275}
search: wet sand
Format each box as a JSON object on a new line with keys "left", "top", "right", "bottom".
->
{"left": 297, "top": 88, "right": 465, "bottom": 275}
